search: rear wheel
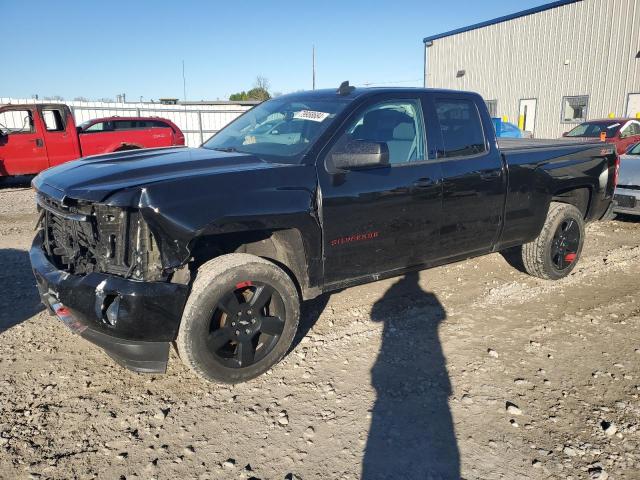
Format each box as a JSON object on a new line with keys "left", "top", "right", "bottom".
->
{"left": 520, "top": 202, "right": 585, "bottom": 280}
{"left": 176, "top": 253, "right": 300, "bottom": 383}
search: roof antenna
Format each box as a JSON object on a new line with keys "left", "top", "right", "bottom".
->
{"left": 337, "top": 80, "right": 355, "bottom": 96}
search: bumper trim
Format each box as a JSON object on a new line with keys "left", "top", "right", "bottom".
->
{"left": 82, "top": 328, "right": 170, "bottom": 373}
{"left": 30, "top": 231, "right": 188, "bottom": 374}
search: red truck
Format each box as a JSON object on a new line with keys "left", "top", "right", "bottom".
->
{"left": 0, "top": 103, "right": 185, "bottom": 178}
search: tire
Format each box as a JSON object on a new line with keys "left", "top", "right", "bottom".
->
{"left": 176, "top": 253, "right": 300, "bottom": 383}
{"left": 520, "top": 202, "right": 585, "bottom": 280}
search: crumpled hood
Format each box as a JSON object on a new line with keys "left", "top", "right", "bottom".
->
{"left": 32, "top": 147, "right": 281, "bottom": 202}
{"left": 618, "top": 154, "right": 640, "bottom": 187}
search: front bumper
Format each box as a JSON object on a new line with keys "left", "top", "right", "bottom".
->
{"left": 613, "top": 188, "right": 640, "bottom": 216}
{"left": 29, "top": 232, "right": 189, "bottom": 373}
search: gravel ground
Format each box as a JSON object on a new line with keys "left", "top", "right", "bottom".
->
{"left": 1, "top": 182, "right": 639, "bottom": 480}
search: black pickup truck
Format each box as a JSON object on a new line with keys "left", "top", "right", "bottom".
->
{"left": 30, "top": 83, "right": 619, "bottom": 383}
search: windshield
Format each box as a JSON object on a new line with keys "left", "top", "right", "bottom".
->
{"left": 628, "top": 143, "right": 640, "bottom": 155}
{"left": 565, "top": 121, "right": 620, "bottom": 138}
{"left": 202, "top": 95, "right": 350, "bottom": 163}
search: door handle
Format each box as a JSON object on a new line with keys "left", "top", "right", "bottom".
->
{"left": 479, "top": 170, "right": 501, "bottom": 181}
{"left": 413, "top": 178, "right": 436, "bottom": 188}
{"left": 34, "top": 139, "right": 44, "bottom": 147}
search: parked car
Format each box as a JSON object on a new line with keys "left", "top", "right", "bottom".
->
{"left": 492, "top": 118, "right": 533, "bottom": 139}
{"left": 0, "top": 104, "right": 185, "bottom": 178}
{"left": 30, "top": 84, "right": 618, "bottom": 383}
{"left": 613, "top": 142, "right": 640, "bottom": 216}
{"left": 563, "top": 118, "right": 640, "bottom": 155}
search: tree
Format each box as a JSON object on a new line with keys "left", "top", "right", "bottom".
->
{"left": 43, "top": 95, "right": 64, "bottom": 101}
{"left": 73, "top": 96, "right": 89, "bottom": 102}
{"left": 254, "top": 75, "right": 270, "bottom": 92}
{"left": 228, "top": 76, "right": 271, "bottom": 102}
{"left": 229, "top": 91, "right": 248, "bottom": 101}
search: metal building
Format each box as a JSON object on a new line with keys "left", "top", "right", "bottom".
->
{"left": 423, "top": 0, "right": 640, "bottom": 138}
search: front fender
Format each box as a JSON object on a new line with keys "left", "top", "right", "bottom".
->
{"left": 122, "top": 165, "right": 320, "bottom": 272}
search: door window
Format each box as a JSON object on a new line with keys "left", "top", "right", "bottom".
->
{"left": 113, "top": 120, "right": 136, "bottom": 130}
{"left": 434, "top": 99, "right": 487, "bottom": 158}
{"left": 621, "top": 121, "right": 640, "bottom": 137}
{"left": 42, "top": 109, "right": 65, "bottom": 132}
{"left": 0, "top": 109, "right": 34, "bottom": 134}
{"left": 83, "top": 121, "right": 112, "bottom": 132}
{"left": 341, "top": 100, "right": 425, "bottom": 165}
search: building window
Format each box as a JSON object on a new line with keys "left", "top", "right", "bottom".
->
{"left": 562, "top": 96, "right": 589, "bottom": 123}
{"left": 485, "top": 100, "right": 498, "bottom": 117}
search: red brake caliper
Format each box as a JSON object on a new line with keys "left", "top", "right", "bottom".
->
{"left": 564, "top": 253, "right": 577, "bottom": 264}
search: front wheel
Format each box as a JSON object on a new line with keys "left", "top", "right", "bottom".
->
{"left": 176, "top": 253, "right": 300, "bottom": 383}
{"left": 520, "top": 202, "right": 585, "bottom": 280}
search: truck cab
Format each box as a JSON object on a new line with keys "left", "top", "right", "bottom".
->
{"left": 0, "top": 104, "right": 80, "bottom": 176}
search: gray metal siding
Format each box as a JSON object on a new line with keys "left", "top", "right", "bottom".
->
{"left": 425, "top": 0, "right": 640, "bottom": 138}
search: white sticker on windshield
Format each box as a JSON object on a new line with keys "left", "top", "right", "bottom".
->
{"left": 293, "top": 110, "right": 331, "bottom": 122}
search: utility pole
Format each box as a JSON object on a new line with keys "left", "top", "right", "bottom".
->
{"left": 312, "top": 46, "right": 316, "bottom": 90}
{"left": 182, "top": 60, "right": 187, "bottom": 102}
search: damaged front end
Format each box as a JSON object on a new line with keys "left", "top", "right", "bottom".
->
{"left": 37, "top": 193, "right": 166, "bottom": 282}
{"left": 30, "top": 191, "right": 189, "bottom": 373}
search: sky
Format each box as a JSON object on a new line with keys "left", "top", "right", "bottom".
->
{"left": 1, "top": 0, "right": 550, "bottom": 101}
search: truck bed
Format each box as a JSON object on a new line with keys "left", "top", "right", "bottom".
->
{"left": 498, "top": 137, "right": 601, "bottom": 151}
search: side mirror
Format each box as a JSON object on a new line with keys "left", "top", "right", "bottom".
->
{"left": 332, "top": 140, "right": 389, "bottom": 170}
{"left": 562, "top": 132, "right": 568, "bottom": 137}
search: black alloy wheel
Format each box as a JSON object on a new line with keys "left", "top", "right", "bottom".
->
{"left": 550, "top": 218, "right": 581, "bottom": 270}
{"left": 207, "top": 281, "right": 286, "bottom": 368}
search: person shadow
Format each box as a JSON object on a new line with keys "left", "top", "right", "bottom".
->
{"left": 362, "top": 272, "right": 460, "bottom": 479}
{"left": 0, "top": 248, "right": 44, "bottom": 332}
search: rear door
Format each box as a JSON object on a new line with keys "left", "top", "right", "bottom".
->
{"left": 138, "top": 120, "right": 174, "bottom": 147}
{"left": 318, "top": 94, "right": 443, "bottom": 286}
{"left": 39, "top": 106, "right": 80, "bottom": 167}
{"left": 432, "top": 94, "right": 505, "bottom": 258}
{"left": 112, "top": 120, "right": 172, "bottom": 148}
{"left": 0, "top": 106, "right": 48, "bottom": 175}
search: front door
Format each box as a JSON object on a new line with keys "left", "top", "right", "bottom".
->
{"left": 0, "top": 107, "right": 48, "bottom": 175}
{"left": 39, "top": 106, "right": 79, "bottom": 167}
{"left": 518, "top": 98, "right": 537, "bottom": 136}
{"left": 318, "top": 95, "right": 443, "bottom": 286}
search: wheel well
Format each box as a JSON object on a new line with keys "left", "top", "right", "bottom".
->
{"left": 552, "top": 186, "right": 591, "bottom": 218}
{"left": 188, "top": 229, "right": 312, "bottom": 299}
{"left": 113, "top": 143, "right": 142, "bottom": 152}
